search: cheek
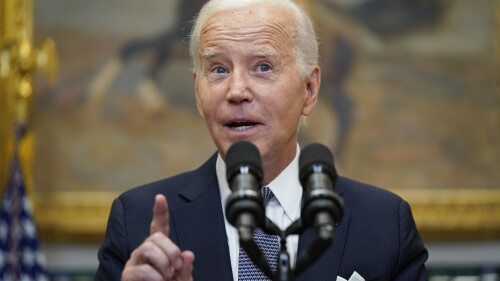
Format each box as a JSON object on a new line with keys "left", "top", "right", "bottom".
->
{"left": 282, "top": 88, "right": 307, "bottom": 115}
{"left": 195, "top": 82, "right": 214, "bottom": 119}
{"left": 195, "top": 94, "right": 205, "bottom": 118}
{"left": 269, "top": 99, "right": 302, "bottom": 129}
{"left": 197, "top": 97, "right": 209, "bottom": 118}
{"left": 196, "top": 80, "right": 225, "bottom": 115}
{"left": 197, "top": 95, "right": 220, "bottom": 122}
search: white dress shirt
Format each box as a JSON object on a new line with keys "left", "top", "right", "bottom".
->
{"left": 216, "top": 145, "right": 303, "bottom": 280}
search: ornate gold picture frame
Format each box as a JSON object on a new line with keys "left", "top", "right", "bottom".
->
{"left": 1, "top": 0, "right": 499, "bottom": 243}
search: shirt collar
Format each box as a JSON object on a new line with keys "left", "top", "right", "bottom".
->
{"left": 217, "top": 144, "right": 302, "bottom": 221}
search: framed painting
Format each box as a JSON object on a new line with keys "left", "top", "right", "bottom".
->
{"left": 20, "top": 0, "right": 500, "bottom": 242}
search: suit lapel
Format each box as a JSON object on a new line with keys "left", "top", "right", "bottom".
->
{"left": 170, "top": 154, "right": 234, "bottom": 281}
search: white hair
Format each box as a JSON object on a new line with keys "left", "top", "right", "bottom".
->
{"left": 188, "top": 0, "right": 319, "bottom": 78}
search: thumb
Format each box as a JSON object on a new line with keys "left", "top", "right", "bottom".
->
{"left": 150, "top": 194, "right": 169, "bottom": 236}
{"left": 177, "top": 251, "right": 195, "bottom": 281}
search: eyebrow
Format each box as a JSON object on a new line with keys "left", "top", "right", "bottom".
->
{"left": 200, "top": 49, "right": 278, "bottom": 60}
{"left": 254, "top": 50, "right": 278, "bottom": 58}
{"left": 200, "top": 49, "right": 219, "bottom": 60}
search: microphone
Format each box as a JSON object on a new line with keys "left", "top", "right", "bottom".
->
{"left": 225, "top": 141, "right": 265, "bottom": 239}
{"left": 299, "top": 143, "right": 344, "bottom": 240}
{"left": 225, "top": 141, "right": 277, "bottom": 280}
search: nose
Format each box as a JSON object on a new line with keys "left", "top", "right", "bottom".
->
{"left": 226, "top": 69, "right": 253, "bottom": 104}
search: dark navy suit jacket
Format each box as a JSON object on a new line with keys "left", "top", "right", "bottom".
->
{"left": 95, "top": 153, "right": 428, "bottom": 281}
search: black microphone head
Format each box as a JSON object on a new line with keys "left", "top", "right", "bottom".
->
{"left": 226, "top": 141, "right": 263, "bottom": 186}
{"left": 299, "top": 143, "right": 337, "bottom": 187}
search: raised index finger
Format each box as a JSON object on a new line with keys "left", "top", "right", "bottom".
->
{"left": 150, "top": 194, "right": 170, "bottom": 236}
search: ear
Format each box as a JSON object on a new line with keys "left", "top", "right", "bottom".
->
{"left": 193, "top": 71, "right": 206, "bottom": 119}
{"left": 302, "top": 65, "right": 321, "bottom": 116}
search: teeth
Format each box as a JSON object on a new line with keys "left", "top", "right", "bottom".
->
{"left": 227, "top": 121, "right": 255, "bottom": 131}
{"left": 234, "top": 125, "right": 253, "bottom": 131}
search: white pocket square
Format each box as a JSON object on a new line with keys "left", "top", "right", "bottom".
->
{"left": 336, "top": 271, "right": 365, "bottom": 281}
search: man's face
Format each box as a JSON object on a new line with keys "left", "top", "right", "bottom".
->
{"left": 194, "top": 4, "right": 319, "bottom": 181}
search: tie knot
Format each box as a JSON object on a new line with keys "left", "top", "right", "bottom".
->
{"left": 260, "top": 186, "right": 274, "bottom": 206}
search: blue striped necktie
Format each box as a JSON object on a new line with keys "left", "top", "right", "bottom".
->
{"left": 238, "top": 186, "right": 279, "bottom": 280}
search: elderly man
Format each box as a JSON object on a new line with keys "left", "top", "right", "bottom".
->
{"left": 95, "top": 0, "right": 428, "bottom": 280}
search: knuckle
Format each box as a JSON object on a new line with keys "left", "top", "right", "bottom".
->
{"left": 165, "top": 243, "right": 181, "bottom": 256}
{"left": 150, "top": 231, "right": 165, "bottom": 242}
{"left": 142, "top": 240, "right": 156, "bottom": 252}
{"left": 131, "top": 241, "right": 155, "bottom": 261}
{"left": 141, "top": 246, "right": 155, "bottom": 260}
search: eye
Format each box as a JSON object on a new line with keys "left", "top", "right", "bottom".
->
{"left": 213, "top": 66, "right": 227, "bottom": 74}
{"left": 257, "top": 63, "right": 271, "bottom": 72}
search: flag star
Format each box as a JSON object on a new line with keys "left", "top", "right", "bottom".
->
{"left": 23, "top": 248, "right": 36, "bottom": 267}
{"left": 23, "top": 218, "right": 36, "bottom": 239}
{"left": 37, "top": 252, "right": 47, "bottom": 266}
{"left": 23, "top": 198, "right": 33, "bottom": 214}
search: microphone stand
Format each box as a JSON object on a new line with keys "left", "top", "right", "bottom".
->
{"left": 239, "top": 216, "right": 335, "bottom": 281}
{"left": 231, "top": 141, "right": 343, "bottom": 281}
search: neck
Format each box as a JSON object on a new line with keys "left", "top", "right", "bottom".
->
{"left": 261, "top": 144, "right": 297, "bottom": 186}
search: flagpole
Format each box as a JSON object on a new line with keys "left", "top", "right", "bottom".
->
{"left": 0, "top": 0, "right": 58, "bottom": 198}
{"left": 0, "top": 0, "right": 57, "bottom": 279}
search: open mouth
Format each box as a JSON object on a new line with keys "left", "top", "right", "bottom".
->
{"left": 226, "top": 121, "right": 258, "bottom": 131}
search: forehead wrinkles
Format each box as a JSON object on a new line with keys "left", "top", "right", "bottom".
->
{"left": 198, "top": 13, "right": 296, "bottom": 59}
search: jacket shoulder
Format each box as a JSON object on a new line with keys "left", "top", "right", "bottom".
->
{"left": 118, "top": 153, "right": 218, "bottom": 208}
{"left": 337, "top": 176, "right": 405, "bottom": 209}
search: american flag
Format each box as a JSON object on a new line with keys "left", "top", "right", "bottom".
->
{"left": 0, "top": 144, "right": 49, "bottom": 281}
